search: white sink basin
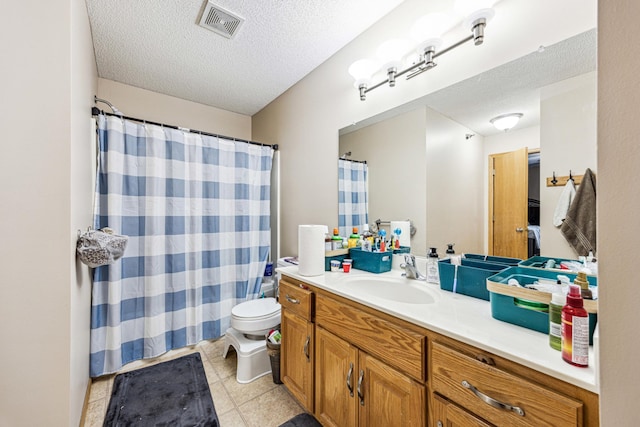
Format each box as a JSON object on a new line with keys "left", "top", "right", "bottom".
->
{"left": 339, "top": 275, "right": 438, "bottom": 304}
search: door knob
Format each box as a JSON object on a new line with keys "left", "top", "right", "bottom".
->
{"left": 515, "top": 227, "right": 524, "bottom": 232}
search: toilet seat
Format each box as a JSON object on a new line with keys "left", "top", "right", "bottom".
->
{"left": 231, "top": 297, "right": 281, "bottom": 336}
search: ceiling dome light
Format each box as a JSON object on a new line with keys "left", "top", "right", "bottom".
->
{"left": 490, "top": 113, "right": 523, "bottom": 131}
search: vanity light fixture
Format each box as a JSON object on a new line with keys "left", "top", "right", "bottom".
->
{"left": 490, "top": 113, "right": 523, "bottom": 132}
{"left": 348, "top": 0, "right": 497, "bottom": 101}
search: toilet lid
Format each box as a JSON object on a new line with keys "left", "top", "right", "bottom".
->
{"left": 232, "top": 297, "right": 281, "bottom": 319}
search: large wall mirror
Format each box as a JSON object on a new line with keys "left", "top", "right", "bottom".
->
{"left": 338, "top": 29, "right": 597, "bottom": 259}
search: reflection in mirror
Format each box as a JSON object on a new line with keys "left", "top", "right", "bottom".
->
{"left": 339, "top": 29, "right": 596, "bottom": 259}
{"left": 338, "top": 157, "right": 369, "bottom": 239}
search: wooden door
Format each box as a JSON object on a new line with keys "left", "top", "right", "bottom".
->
{"left": 489, "top": 147, "right": 528, "bottom": 259}
{"left": 315, "top": 327, "right": 358, "bottom": 427}
{"left": 432, "top": 393, "right": 494, "bottom": 427}
{"left": 358, "top": 352, "right": 425, "bottom": 427}
{"left": 281, "top": 309, "right": 314, "bottom": 411}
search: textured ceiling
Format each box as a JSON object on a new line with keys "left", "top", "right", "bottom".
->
{"left": 86, "top": 0, "right": 404, "bottom": 116}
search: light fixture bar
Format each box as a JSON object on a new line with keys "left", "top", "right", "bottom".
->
{"left": 351, "top": 2, "right": 497, "bottom": 101}
{"left": 364, "top": 33, "right": 476, "bottom": 94}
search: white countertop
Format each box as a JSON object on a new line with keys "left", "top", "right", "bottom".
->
{"left": 277, "top": 264, "right": 599, "bottom": 394}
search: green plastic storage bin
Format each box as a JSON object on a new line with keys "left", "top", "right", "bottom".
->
{"left": 349, "top": 248, "right": 392, "bottom": 274}
{"left": 438, "top": 258, "right": 508, "bottom": 301}
{"left": 487, "top": 267, "right": 598, "bottom": 344}
{"left": 464, "top": 253, "right": 522, "bottom": 266}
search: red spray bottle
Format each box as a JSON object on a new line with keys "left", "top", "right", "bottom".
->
{"left": 561, "top": 284, "right": 589, "bottom": 367}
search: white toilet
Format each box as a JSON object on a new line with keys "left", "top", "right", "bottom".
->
{"left": 222, "top": 296, "right": 281, "bottom": 383}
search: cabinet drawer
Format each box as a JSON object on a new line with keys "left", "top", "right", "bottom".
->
{"left": 316, "top": 294, "right": 424, "bottom": 381}
{"left": 431, "top": 342, "right": 583, "bottom": 426}
{"left": 279, "top": 278, "right": 313, "bottom": 320}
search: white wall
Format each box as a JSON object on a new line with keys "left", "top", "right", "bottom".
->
{"left": 425, "top": 108, "right": 484, "bottom": 255}
{"left": 97, "top": 78, "right": 252, "bottom": 140}
{"left": 598, "top": 1, "right": 640, "bottom": 423}
{"left": 540, "top": 72, "right": 597, "bottom": 259}
{"left": 1, "top": 0, "right": 97, "bottom": 425}
{"left": 340, "top": 108, "right": 427, "bottom": 255}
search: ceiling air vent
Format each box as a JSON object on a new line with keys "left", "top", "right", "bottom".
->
{"left": 198, "top": 2, "right": 244, "bottom": 39}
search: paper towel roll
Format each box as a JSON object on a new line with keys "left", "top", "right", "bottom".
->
{"left": 390, "top": 221, "right": 411, "bottom": 248}
{"left": 298, "top": 225, "right": 325, "bottom": 276}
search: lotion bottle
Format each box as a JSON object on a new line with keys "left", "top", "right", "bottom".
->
{"left": 561, "top": 284, "right": 589, "bottom": 367}
{"left": 549, "top": 293, "right": 565, "bottom": 351}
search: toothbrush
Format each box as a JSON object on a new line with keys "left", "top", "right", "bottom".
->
{"left": 452, "top": 264, "right": 459, "bottom": 294}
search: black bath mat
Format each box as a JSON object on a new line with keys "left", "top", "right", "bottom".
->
{"left": 103, "top": 353, "right": 218, "bottom": 427}
{"left": 279, "top": 413, "right": 322, "bottom": 427}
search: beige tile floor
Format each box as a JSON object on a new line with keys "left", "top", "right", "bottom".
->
{"left": 83, "top": 338, "right": 305, "bottom": 427}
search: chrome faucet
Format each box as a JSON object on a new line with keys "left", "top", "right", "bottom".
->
{"left": 401, "top": 254, "right": 426, "bottom": 280}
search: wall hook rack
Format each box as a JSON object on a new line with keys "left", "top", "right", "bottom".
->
{"left": 546, "top": 170, "right": 584, "bottom": 187}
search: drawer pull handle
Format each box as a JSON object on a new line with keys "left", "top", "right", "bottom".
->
{"left": 475, "top": 354, "right": 495, "bottom": 366}
{"left": 286, "top": 295, "right": 300, "bottom": 304}
{"left": 346, "top": 363, "right": 354, "bottom": 397}
{"left": 357, "top": 370, "right": 365, "bottom": 406}
{"left": 304, "top": 336, "right": 310, "bottom": 361}
{"left": 462, "top": 380, "right": 525, "bottom": 417}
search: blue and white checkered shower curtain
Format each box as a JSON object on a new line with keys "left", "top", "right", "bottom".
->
{"left": 90, "top": 115, "right": 273, "bottom": 377}
{"left": 338, "top": 159, "right": 368, "bottom": 238}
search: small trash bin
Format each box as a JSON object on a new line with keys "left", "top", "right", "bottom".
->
{"left": 266, "top": 339, "right": 282, "bottom": 384}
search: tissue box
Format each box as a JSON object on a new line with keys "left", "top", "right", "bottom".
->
{"left": 438, "top": 258, "right": 509, "bottom": 300}
{"left": 349, "top": 248, "right": 392, "bottom": 274}
{"left": 324, "top": 249, "right": 349, "bottom": 271}
{"left": 486, "top": 267, "right": 598, "bottom": 344}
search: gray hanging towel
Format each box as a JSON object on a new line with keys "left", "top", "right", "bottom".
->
{"left": 560, "top": 168, "right": 596, "bottom": 256}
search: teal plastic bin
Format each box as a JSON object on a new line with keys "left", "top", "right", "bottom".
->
{"left": 349, "top": 248, "right": 392, "bottom": 274}
{"left": 487, "top": 267, "right": 598, "bottom": 344}
{"left": 519, "top": 256, "right": 584, "bottom": 271}
{"left": 464, "top": 253, "right": 521, "bottom": 266}
{"left": 438, "top": 259, "right": 508, "bottom": 301}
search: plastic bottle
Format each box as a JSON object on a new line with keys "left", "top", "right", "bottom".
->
{"left": 574, "top": 271, "right": 593, "bottom": 300}
{"left": 348, "top": 227, "right": 360, "bottom": 248}
{"left": 331, "top": 228, "right": 343, "bottom": 250}
{"left": 324, "top": 229, "right": 333, "bottom": 252}
{"left": 561, "top": 284, "right": 589, "bottom": 367}
{"left": 426, "top": 247, "right": 440, "bottom": 284}
{"left": 445, "top": 243, "right": 455, "bottom": 258}
{"left": 549, "top": 293, "right": 565, "bottom": 351}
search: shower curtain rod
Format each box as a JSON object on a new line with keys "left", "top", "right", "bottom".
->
{"left": 91, "top": 107, "right": 278, "bottom": 150}
{"left": 339, "top": 157, "right": 367, "bottom": 164}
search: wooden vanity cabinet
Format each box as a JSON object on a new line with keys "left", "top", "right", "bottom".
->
{"left": 279, "top": 275, "right": 599, "bottom": 427}
{"left": 430, "top": 338, "right": 599, "bottom": 426}
{"left": 279, "top": 277, "right": 315, "bottom": 411}
{"left": 314, "top": 294, "right": 426, "bottom": 427}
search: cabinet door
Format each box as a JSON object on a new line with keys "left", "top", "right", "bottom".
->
{"left": 358, "top": 351, "right": 425, "bottom": 427}
{"left": 281, "top": 308, "right": 314, "bottom": 411}
{"left": 315, "top": 326, "right": 358, "bottom": 427}
{"left": 432, "top": 393, "right": 494, "bottom": 427}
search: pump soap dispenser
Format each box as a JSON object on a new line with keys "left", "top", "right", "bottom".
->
{"left": 426, "top": 247, "right": 440, "bottom": 284}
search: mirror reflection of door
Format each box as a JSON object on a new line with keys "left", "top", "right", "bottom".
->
{"left": 489, "top": 147, "right": 529, "bottom": 259}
